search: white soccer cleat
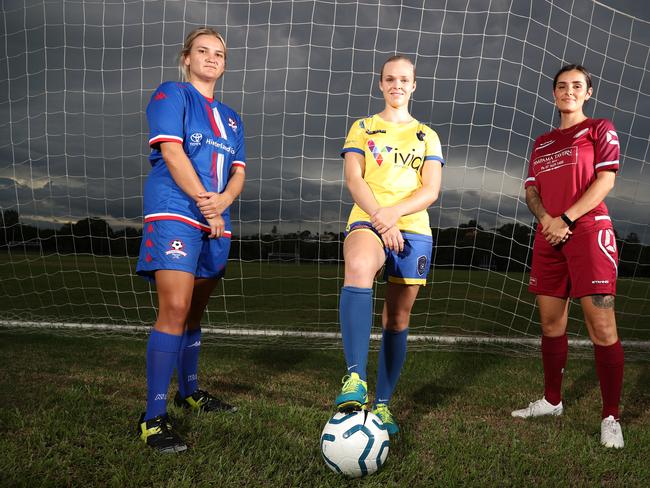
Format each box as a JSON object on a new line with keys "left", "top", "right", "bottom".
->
{"left": 600, "top": 416, "right": 624, "bottom": 449}
{"left": 511, "top": 397, "right": 563, "bottom": 418}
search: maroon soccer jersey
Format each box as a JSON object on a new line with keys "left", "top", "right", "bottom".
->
{"left": 525, "top": 118, "right": 619, "bottom": 232}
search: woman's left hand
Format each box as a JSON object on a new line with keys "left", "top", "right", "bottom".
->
{"left": 381, "top": 226, "right": 404, "bottom": 253}
{"left": 206, "top": 214, "right": 225, "bottom": 239}
{"left": 371, "top": 207, "right": 400, "bottom": 234}
{"left": 197, "top": 191, "right": 230, "bottom": 219}
{"left": 543, "top": 216, "right": 572, "bottom": 246}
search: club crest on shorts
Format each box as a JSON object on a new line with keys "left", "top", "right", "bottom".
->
{"left": 599, "top": 228, "right": 617, "bottom": 253}
{"left": 417, "top": 255, "right": 428, "bottom": 276}
{"left": 165, "top": 239, "right": 187, "bottom": 259}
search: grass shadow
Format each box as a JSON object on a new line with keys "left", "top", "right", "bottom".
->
{"left": 622, "top": 362, "right": 650, "bottom": 422}
{"left": 409, "top": 350, "right": 505, "bottom": 408}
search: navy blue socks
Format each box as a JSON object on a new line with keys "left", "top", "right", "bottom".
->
{"left": 177, "top": 328, "right": 202, "bottom": 398}
{"left": 375, "top": 328, "right": 409, "bottom": 405}
{"left": 145, "top": 330, "right": 182, "bottom": 420}
{"left": 339, "top": 286, "right": 373, "bottom": 381}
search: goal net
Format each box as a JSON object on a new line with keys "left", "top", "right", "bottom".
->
{"left": 1, "top": 0, "right": 648, "bottom": 355}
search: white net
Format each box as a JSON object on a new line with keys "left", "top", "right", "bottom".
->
{"left": 1, "top": 0, "right": 649, "bottom": 354}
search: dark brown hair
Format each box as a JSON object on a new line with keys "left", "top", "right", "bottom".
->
{"left": 552, "top": 64, "right": 592, "bottom": 90}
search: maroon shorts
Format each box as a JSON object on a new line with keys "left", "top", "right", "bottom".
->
{"left": 529, "top": 217, "right": 618, "bottom": 299}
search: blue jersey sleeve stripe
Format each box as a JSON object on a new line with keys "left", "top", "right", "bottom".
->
{"left": 424, "top": 155, "right": 445, "bottom": 166}
{"left": 341, "top": 147, "right": 365, "bottom": 157}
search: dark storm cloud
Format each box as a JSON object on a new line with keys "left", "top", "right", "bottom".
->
{"left": 1, "top": 0, "right": 648, "bottom": 241}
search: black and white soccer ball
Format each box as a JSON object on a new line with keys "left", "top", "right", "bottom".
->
{"left": 170, "top": 240, "right": 183, "bottom": 251}
{"left": 320, "top": 410, "right": 389, "bottom": 478}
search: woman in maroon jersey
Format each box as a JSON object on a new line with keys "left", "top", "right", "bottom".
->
{"left": 511, "top": 64, "right": 624, "bottom": 449}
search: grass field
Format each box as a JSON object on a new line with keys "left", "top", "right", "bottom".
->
{"left": 1, "top": 329, "right": 649, "bottom": 487}
{"left": 1, "top": 252, "right": 649, "bottom": 342}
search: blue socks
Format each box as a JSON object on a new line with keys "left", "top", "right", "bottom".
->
{"left": 375, "top": 328, "right": 408, "bottom": 406}
{"left": 339, "top": 286, "right": 373, "bottom": 381}
{"left": 177, "top": 328, "right": 202, "bottom": 398}
{"left": 145, "top": 330, "right": 182, "bottom": 420}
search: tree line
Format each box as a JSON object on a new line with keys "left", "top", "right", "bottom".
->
{"left": 1, "top": 210, "right": 648, "bottom": 276}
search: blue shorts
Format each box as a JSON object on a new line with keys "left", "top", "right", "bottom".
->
{"left": 347, "top": 221, "right": 433, "bottom": 285}
{"left": 136, "top": 220, "right": 230, "bottom": 282}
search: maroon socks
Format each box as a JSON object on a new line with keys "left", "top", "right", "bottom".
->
{"left": 594, "top": 340, "right": 624, "bottom": 419}
{"left": 541, "top": 334, "right": 568, "bottom": 406}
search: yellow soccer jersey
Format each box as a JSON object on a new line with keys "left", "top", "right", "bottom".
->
{"left": 341, "top": 114, "right": 444, "bottom": 236}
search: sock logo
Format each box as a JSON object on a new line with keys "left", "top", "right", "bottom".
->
{"left": 154, "top": 393, "right": 167, "bottom": 401}
{"left": 186, "top": 340, "right": 201, "bottom": 348}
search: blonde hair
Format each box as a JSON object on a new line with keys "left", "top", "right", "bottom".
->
{"left": 178, "top": 27, "right": 227, "bottom": 82}
{"left": 380, "top": 55, "right": 416, "bottom": 81}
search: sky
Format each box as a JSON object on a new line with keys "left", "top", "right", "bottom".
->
{"left": 1, "top": 0, "right": 649, "bottom": 243}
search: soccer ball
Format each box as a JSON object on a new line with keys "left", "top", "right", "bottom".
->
{"left": 320, "top": 410, "right": 390, "bottom": 478}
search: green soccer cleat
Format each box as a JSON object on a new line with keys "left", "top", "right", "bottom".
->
{"left": 335, "top": 372, "right": 368, "bottom": 411}
{"left": 138, "top": 413, "right": 187, "bottom": 453}
{"left": 174, "top": 389, "right": 238, "bottom": 413}
{"left": 372, "top": 403, "right": 399, "bottom": 435}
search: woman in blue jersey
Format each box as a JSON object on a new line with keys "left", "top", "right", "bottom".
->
{"left": 335, "top": 55, "right": 444, "bottom": 434}
{"left": 135, "top": 27, "right": 245, "bottom": 453}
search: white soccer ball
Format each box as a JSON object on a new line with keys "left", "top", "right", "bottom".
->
{"left": 320, "top": 410, "right": 390, "bottom": 478}
{"left": 170, "top": 240, "right": 183, "bottom": 250}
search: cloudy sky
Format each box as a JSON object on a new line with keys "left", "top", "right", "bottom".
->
{"left": 1, "top": 0, "right": 649, "bottom": 242}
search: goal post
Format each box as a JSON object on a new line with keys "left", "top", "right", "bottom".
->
{"left": 1, "top": 0, "right": 649, "bottom": 353}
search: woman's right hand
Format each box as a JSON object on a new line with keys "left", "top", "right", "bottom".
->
{"left": 381, "top": 226, "right": 404, "bottom": 253}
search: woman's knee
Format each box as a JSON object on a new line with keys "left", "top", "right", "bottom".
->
{"left": 539, "top": 316, "right": 567, "bottom": 336}
{"left": 585, "top": 318, "right": 618, "bottom": 345}
{"left": 383, "top": 308, "right": 411, "bottom": 332}
{"left": 344, "top": 256, "right": 380, "bottom": 283}
{"left": 160, "top": 295, "right": 192, "bottom": 322}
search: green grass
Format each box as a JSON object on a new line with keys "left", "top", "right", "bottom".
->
{"left": 1, "top": 252, "right": 649, "bottom": 341}
{"left": 1, "top": 330, "right": 649, "bottom": 487}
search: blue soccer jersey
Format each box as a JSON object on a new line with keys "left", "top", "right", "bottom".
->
{"left": 144, "top": 81, "right": 246, "bottom": 237}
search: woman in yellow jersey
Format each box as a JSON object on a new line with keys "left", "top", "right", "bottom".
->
{"left": 334, "top": 55, "right": 444, "bottom": 435}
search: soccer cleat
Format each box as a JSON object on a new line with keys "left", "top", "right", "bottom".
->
{"left": 174, "top": 389, "right": 238, "bottom": 413}
{"left": 600, "top": 416, "right": 624, "bottom": 449}
{"left": 138, "top": 413, "right": 187, "bottom": 453}
{"left": 335, "top": 372, "right": 368, "bottom": 411}
{"left": 372, "top": 403, "right": 399, "bottom": 435}
{"left": 511, "top": 397, "right": 563, "bottom": 418}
